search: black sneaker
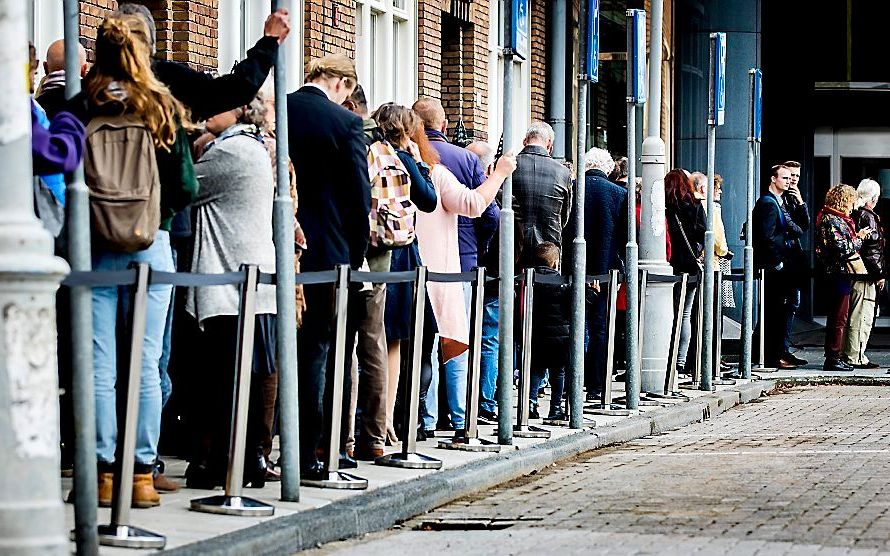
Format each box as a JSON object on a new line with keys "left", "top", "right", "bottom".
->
{"left": 784, "top": 352, "right": 808, "bottom": 366}
{"left": 585, "top": 391, "right": 602, "bottom": 403}
{"left": 546, "top": 411, "right": 568, "bottom": 422}
{"left": 529, "top": 404, "right": 541, "bottom": 420}
{"left": 478, "top": 408, "right": 498, "bottom": 422}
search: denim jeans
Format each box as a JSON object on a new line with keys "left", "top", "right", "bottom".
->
{"left": 422, "top": 335, "right": 439, "bottom": 431}
{"left": 93, "top": 231, "right": 173, "bottom": 466}
{"left": 783, "top": 287, "right": 801, "bottom": 354}
{"left": 440, "top": 282, "right": 472, "bottom": 430}
{"left": 158, "top": 248, "right": 177, "bottom": 408}
{"left": 676, "top": 283, "right": 699, "bottom": 368}
{"left": 479, "top": 293, "right": 499, "bottom": 413}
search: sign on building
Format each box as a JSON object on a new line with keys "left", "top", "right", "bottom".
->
{"left": 710, "top": 32, "right": 727, "bottom": 126}
{"left": 585, "top": 0, "right": 600, "bottom": 82}
{"left": 626, "top": 9, "right": 647, "bottom": 104}
{"left": 750, "top": 68, "right": 763, "bottom": 142}
{"left": 509, "top": 0, "right": 529, "bottom": 60}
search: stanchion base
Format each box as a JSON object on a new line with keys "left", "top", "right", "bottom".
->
{"left": 513, "top": 425, "right": 551, "bottom": 438}
{"left": 190, "top": 494, "right": 275, "bottom": 516}
{"left": 301, "top": 471, "right": 369, "bottom": 490}
{"left": 712, "top": 378, "right": 737, "bottom": 386}
{"left": 438, "top": 436, "right": 501, "bottom": 452}
{"left": 375, "top": 452, "right": 443, "bottom": 469}
{"left": 752, "top": 366, "right": 778, "bottom": 373}
{"left": 646, "top": 391, "right": 690, "bottom": 401}
{"left": 429, "top": 429, "right": 458, "bottom": 438}
{"left": 586, "top": 403, "right": 633, "bottom": 416}
{"left": 541, "top": 416, "right": 569, "bottom": 426}
{"left": 678, "top": 382, "right": 701, "bottom": 390}
{"left": 611, "top": 396, "right": 663, "bottom": 408}
{"left": 96, "top": 524, "right": 166, "bottom": 549}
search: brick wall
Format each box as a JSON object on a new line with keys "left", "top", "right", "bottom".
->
{"left": 304, "top": 0, "right": 356, "bottom": 64}
{"left": 529, "top": 0, "right": 546, "bottom": 122}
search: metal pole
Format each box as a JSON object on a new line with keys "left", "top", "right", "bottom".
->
{"left": 0, "top": 4, "right": 69, "bottom": 553}
{"left": 590, "top": 270, "right": 629, "bottom": 416}
{"left": 515, "top": 269, "right": 550, "bottom": 438}
{"left": 665, "top": 275, "right": 688, "bottom": 394}
{"left": 647, "top": 0, "right": 664, "bottom": 138}
{"left": 625, "top": 100, "right": 640, "bottom": 409}
{"left": 758, "top": 269, "right": 766, "bottom": 369}
{"left": 63, "top": 0, "right": 99, "bottom": 551}
{"left": 547, "top": 0, "right": 568, "bottom": 160}
{"left": 700, "top": 121, "right": 716, "bottom": 392}
{"left": 497, "top": 48, "right": 515, "bottom": 445}
{"left": 741, "top": 71, "right": 757, "bottom": 380}
{"left": 569, "top": 0, "right": 589, "bottom": 430}
{"left": 270, "top": 0, "right": 301, "bottom": 503}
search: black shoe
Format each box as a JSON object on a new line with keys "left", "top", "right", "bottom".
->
{"left": 529, "top": 404, "right": 541, "bottom": 420}
{"left": 784, "top": 352, "right": 809, "bottom": 366}
{"left": 243, "top": 451, "right": 267, "bottom": 489}
{"left": 614, "top": 372, "right": 627, "bottom": 382}
{"left": 546, "top": 411, "right": 568, "bottom": 422}
{"left": 585, "top": 391, "right": 602, "bottom": 403}
{"left": 185, "top": 461, "right": 225, "bottom": 490}
{"left": 478, "top": 408, "right": 498, "bottom": 422}
{"left": 823, "top": 359, "right": 853, "bottom": 372}
{"left": 301, "top": 461, "right": 327, "bottom": 481}
{"left": 853, "top": 361, "right": 881, "bottom": 370}
{"left": 338, "top": 452, "right": 358, "bottom": 469}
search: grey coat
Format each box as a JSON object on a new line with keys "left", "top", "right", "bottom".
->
{"left": 186, "top": 130, "right": 277, "bottom": 325}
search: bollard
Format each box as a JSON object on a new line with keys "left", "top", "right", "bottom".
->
{"left": 588, "top": 270, "right": 630, "bottom": 416}
{"left": 711, "top": 270, "right": 735, "bottom": 386}
{"left": 513, "top": 269, "right": 551, "bottom": 438}
{"left": 301, "top": 265, "right": 368, "bottom": 489}
{"left": 377, "top": 267, "right": 442, "bottom": 469}
{"left": 191, "top": 265, "right": 275, "bottom": 516}
{"left": 632, "top": 270, "right": 669, "bottom": 406}
{"left": 440, "top": 268, "right": 501, "bottom": 452}
{"left": 97, "top": 263, "right": 165, "bottom": 549}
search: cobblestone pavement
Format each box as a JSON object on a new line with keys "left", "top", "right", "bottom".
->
{"left": 315, "top": 386, "right": 890, "bottom": 555}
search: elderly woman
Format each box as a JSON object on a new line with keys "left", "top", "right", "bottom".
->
{"left": 816, "top": 184, "right": 872, "bottom": 373}
{"left": 842, "top": 179, "right": 885, "bottom": 369}
{"left": 185, "top": 95, "right": 277, "bottom": 489}
{"left": 411, "top": 120, "right": 516, "bottom": 433}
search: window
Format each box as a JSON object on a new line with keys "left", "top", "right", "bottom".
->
{"left": 487, "top": 0, "right": 532, "bottom": 149}
{"left": 355, "top": 0, "right": 416, "bottom": 110}
{"left": 28, "top": 1, "right": 64, "bottom": 80}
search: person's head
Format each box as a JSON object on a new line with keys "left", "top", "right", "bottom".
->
{"left": 116, "top": 3, "right": 157, "bottom": 54}
{"left": 609, "top": 156, "right": 629, "bottom": 182}
{"left": 535, "top": 242, "right": 560, "bottom": 270}
{"left": 714, "top": 174, "right": 724, "bottom": 201}
{"left": 86, "top": 13, "right": 190, "bottom": 150}
{"left": 664, "top": 168, "right": 696, "bottom": 207}
{"left": 783, "top": 160, "right": 801, "bottom": 188}
{"left": 769, "top": 164, "right": 791, "bottom": 195}
{"left": 305, "top": 54, "right": 358, "bottom": 105}
{"left": 584, "top": 147, "right": 615, "bottom": 175}
{"left": 205, "top": 92, "right": 267, "bottom": 135}
{"left": 45, "top": 39, "right": 88, "bottom": 77}
{"left": 28, "top": 42, "right": 38, "bottom": 94}
{"left": 523, "top": 121, "right": 555, "bottom": 153}
{"left": 824, "top": 184, "right": 857, "bottom": 216}
{"left": 342, "top": 84, "right": 369, "bottom": 118}
{"left": 370, "top": 103, "right": 416, "bottom": 150}
{"left": 690, "top": 172, "right": 707, "bottom": 198}
{"left": 412, "top": 97, "right": 447, "bottom": 133}
{"left": 855, "top": 178, "right": 881, "bottom": 211}
{"left": 467, "top": 141, "right": 495, "bottom": 176}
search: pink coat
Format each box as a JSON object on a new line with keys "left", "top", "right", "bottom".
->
{"left": 416, "top": 164, "right": 490, "bottom": 361}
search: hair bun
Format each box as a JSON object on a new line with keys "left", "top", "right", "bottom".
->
{"left": 100, "top": 17, "right": 132, "bottom": 46}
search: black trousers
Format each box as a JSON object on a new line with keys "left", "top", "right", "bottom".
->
{"left": 297, "top": 283, "right": 336, "bottom": 469}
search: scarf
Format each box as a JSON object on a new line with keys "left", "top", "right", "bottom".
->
{"left": 36, "top": 70, "right": 67, "bottom": 97}
{"left": 203, "top": 123, "right": 264, "bottom": 154}
{"left": 818, "top": 205, "right": 856, "bottom": 235}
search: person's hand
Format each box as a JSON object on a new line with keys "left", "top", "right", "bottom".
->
{"left": 788, "top": 185, "right": 804, "bottom": 204}
{"left": 857, "top": 227, "right": 872, "bottom": 239}
{"left": 589, "top": 280, "right": 601, "bottom": 293}
{"left": 878, "top": 279, "right": 885, "bottom": 290}
{"left": 406, "top": 140, "right": 423, "bottom": 163}
{"left": 264, "top": 9, "right": 291, "bottom": 44}
{"left": 495, "top": 150, "right": 517, "bottom": 177}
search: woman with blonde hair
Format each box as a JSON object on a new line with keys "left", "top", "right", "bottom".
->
{"left": 816, "top": 184, "right": 872, "bottom": 372}
{"left": 842, "top": 179, "right": 885, "bottom": 369}
{"left": 73, "top": 12, "right": 198, "bottom": 507}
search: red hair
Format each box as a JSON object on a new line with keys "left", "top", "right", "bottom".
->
{"left": 664, "top": 169, "right": 696, "bottom": 208}
{"left": 410, "top": 114, "right": 441, "bottom": 166}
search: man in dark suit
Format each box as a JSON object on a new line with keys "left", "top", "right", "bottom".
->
{"left": 781, "top": 161, "right": 811, "bottom": 366}
{"left": 753, "top": 164, "right": 804, "bottom": 369}
{"left": 512, "top": 122, "right": 574, "bottom": 268}
{"left": 583, "top": 148, "right": 627, "bottom": 400}
{"left": 287, "top": 54, "right": 371, "bottom": 479}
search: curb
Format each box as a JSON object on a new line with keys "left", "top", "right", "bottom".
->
{"left": 163, "top": 380, "right": 775, "bottom": 555}
{"left": 772, "top": 375, "right": 890, "bottom": 387}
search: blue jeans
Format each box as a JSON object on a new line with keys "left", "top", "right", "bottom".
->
{"left": 783, "top": 287, "right": 801, "bottom": 354}
{"left": 93, "top": 231, "right": 173, "bottom": 466}
{"left": 158, "top": 248, "right": 177, "bottom": 408}
{"left": 479, "top": 293, "right": 499, "bottom": 413}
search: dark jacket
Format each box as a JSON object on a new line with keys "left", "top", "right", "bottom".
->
{"left": 752, "top": 192, "right": 804, "bottom": 271}
{"left": 530, "top": 266, "right": 571, "bottom": 371}
{"left": 853, "top": 206, "right": 885, "bottom": 277}
{"left": 666, "top": 198, "right": 706, "bottom": 275}
{"left": 35, "top": 86, "right": 68, "bottom": 120}
{"left": 286, "top": 85, "right": 371, "bottom": 271}
{"left": 394, "top": 150, "right": 438, "bottom": 213}
{"left": 512, "top": 145, "right": 573, "bottom": 267}
{"left": 426, "top": 129, "right": 500, "bottom": 271}
{"left": 584, "top": 169, "right": 627, "bottom": 275}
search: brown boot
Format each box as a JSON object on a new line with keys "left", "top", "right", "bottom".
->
{"left": 131, "top": 473, "right": 160, "bottom": 508}
{"left": 153, "top": 472, "right": 180, "bottom": 493}
{"left": 98, "top": 472, "right": 113, "bottom": 507}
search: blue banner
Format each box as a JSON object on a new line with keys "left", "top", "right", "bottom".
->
{"left": 711, "top": 32, "right": 727, "bottom": 126}
{"left": 510, "top": 0, "right": 529, "bottom": 60}
{"left": 751, "top": 68, "right": 762, "bottom": 142}
{"left": 626, "top": 9, "right": 647, "bottom": 104}
{"left": 585, "top": 0, "right": 600, "bottom": 81}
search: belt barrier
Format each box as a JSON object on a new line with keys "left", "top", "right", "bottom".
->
{"left": 512, "top": 268, "right": 551, "bottom": 438}
{"left": 710, "top": 271, "right": 737, "bottom": 387}
{"left": 585, "top": 269, "right": 631, "bottom": 416}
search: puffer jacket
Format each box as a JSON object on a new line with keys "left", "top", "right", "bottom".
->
{"left": 529, "top": 266, "right": 571, "bottom": 371}
{"left": 852, "top": 206, "right": 885, "bottom": 277}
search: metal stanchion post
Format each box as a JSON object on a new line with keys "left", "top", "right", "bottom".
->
{"left": 97, "top": 264, "right": 165, "bottom": 549}
{"left": 633, "top": 270, "right": 664, "bottom": 406}
{"left": 191, "top": 266, "right": 275, "bottom": 515}
{"left": 588, "top": 270, "right": 629, "bottom": 417}
{"left": 712, "top": 270, "right": 735, "bottom": 386}
{"left": 681, "top": 278, "right": 705, "bottom": 390}
{"left": 378, "top": 267, "right": 442, "bottom": 468}
{"left": 757, "top": 269, "right": 769, "bottom": 371}
{"left": 514, "top": 269, "right": 551, "bottom": 438}
{"left": 441, "top": 269, "right": 501, "bottom": 452}
{"left": 301, "top": 265, "right": 368, "bottom": 489}
{"left": 663, "top": 274, "right": 689, "bottom": 396}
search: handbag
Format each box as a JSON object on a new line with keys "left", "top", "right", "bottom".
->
{"left": 673, "top": 213, "right": 704, "bottom": 273}
{"left": 845, "top": 253, "right": 868, "bottom": 275}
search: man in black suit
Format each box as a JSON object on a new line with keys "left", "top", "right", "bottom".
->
{"left": 780, "top": 161, "right": 810, "bottom": 366}
{"left": 286, "top": 54, "right": 371, "bottom": 479}
{"left": 753, "top": 164, "right": 805, "bottom": 369}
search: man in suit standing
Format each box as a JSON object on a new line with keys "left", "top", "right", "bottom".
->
{"left": 753, "top": 164, "right": 804, "bottom": 369}
{"left": 287, "top": 54, "right": 371, "bottom": 479}
{"left": 781, "top": 161, "right": 810, "bottom": 366}
{"left": 512, "top": 122, "right": 574, "bottom": 268}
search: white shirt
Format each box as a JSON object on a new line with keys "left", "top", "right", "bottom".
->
{"left": 304, "top": 82, "right": 331, "bottom": 100}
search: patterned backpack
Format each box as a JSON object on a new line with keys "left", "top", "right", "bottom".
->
{"left": 367, "top": 140, "right": 417, "bottom": 248}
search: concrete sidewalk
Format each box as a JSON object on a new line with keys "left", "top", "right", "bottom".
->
{"left": 64, "top": 380, "right": 774, "bottom": 555}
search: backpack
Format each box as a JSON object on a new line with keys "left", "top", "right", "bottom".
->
{"left": 367, "top": 140, "right": 416, "bottom": 249}
{"left": 84, "top": 114, "right": 161, "bottom": 253}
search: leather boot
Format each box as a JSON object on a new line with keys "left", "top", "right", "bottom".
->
{"left": 131, "top": 473, "right": 160, "bottom": 508}
{"left": 97, "top": 472, "right": 113, "bottom": 507}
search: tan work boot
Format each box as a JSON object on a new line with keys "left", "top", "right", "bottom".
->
{"left": 131, "top": 473, "right": 160, "bottom": 508}
{"left": 97, "top": 472, "right": 113, "bottom": 507}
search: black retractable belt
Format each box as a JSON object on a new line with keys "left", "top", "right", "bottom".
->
{"left": 191, "top": 265, "right": 275, "bottom": 516}
{"left": 377, "top": 266, "right": 443, "bottom": 469}
{"left": 439, "top": 267, "right": 501, "bottom": 452}
{"left": 302, "top": 265, "right": 368, "bottom": 489}
{"left": 587, "top": 269, "right": 632, "bottom": 417}
{"left": 97, "top": 263, "right": 166, "bottom": 549}
{"left": 513, "top": 268, "right": 551, "bottom": 438}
